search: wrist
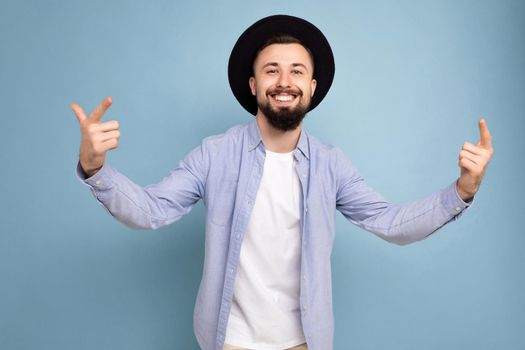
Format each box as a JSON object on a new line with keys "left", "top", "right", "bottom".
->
{"left": 456, "top": 180, "right": 475, "bottom": 202}
{"left": 80, "top": 163, "right": 103, "bottom": 178}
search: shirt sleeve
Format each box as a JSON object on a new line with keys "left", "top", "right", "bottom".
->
{"left": 334, "top": 148, "right": 471, "bottom": 245}
{"left": 75, "top": 143, "right": 208, "bottom": 230}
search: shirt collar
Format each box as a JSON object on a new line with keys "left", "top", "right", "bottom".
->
{"left": 247, "top": 118, "right": 310, "bottom": 160}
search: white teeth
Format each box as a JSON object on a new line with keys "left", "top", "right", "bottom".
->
{"left": 274, "top": 94, "right": 294, "bottom": 102}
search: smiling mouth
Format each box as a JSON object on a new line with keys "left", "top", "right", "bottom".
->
{"left": 270, "top": 93, "right": 299, "bottom": 104}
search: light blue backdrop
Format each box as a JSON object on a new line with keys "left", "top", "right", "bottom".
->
{"left": 0, "top": 0, "right": 523, "bottom": 349}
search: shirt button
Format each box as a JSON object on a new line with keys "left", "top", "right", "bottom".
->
{"left": 95, "top": 180, "right": 101, "bottom": 185}
{"left": 455, "top": 206, "right": 461, "bottom": 212}
{"left": 305, "top": 207, "right": 308, "bottom": 213}
{"left": 303, "top": 275, "right": 307, "bottom": 280}
{"left": 230, "top": 268, "right": 234, "bottom": 274}
{"left": 237, "top": 234, "right": 241, "bottom": 239}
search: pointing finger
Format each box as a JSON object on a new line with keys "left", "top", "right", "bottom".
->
{"left": 478, "top": 118, "right": 492, "bottom": 149}
{"left": 70, "top": 103, "right": 87, "bottom": 123}
{"left": 90, "top": 96, "right": 113, "bottom": 121}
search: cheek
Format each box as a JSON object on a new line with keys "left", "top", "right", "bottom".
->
{"left": 300, "top": 83, "right": 312, "bottom": 98}
{"left": 256, "top": 82, "right": 272, "bottom": 96}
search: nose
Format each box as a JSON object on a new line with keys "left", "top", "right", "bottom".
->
{"left": 277, "top": 71, "right": 291, "bottom": 88}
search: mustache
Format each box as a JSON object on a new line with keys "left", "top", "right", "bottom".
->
{"left": 267, "top": 87, "right": 303, "bottom": 97}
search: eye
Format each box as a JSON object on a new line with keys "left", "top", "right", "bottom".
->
{"left": 292, "top": 69, "right": 303, "bottom": 75}
{"left": 266, "top": 69, "right": 278, "bottom": 74}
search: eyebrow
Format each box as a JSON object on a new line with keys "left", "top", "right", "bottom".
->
{"left": 261, "top": 62, "right": 309, "bottom": 72}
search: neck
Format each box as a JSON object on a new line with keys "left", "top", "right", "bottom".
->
{"left": 255, "top": 112, "right": 302, "bottom": 153}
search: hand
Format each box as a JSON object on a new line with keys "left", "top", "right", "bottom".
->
{"left": 456, "top": 118, "right": 494, "bottom": 201}
{"left": 71, "top": 97, "right": 120, "bottom": 177}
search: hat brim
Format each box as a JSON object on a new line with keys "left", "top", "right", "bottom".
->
{"left": 228, "top": 15, "right": 335, "bottom": 116}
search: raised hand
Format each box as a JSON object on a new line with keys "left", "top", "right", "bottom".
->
{"left": 71, "top": 97, "right": 120, "bottom": 177}
{"left": 456, "top": 118, "right": 494, "bottom": 201}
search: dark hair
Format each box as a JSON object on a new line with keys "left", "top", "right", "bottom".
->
{"left": 252, "top": 33, "right": 315, "bottom": 75}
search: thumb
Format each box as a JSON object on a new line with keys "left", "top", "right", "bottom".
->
{"left": 70, "top": 103, "right": 87, "bottom": 123}
{"left": 478, "top": 118, "right": 492, "bottom": 149}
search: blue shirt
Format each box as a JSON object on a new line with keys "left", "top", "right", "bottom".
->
{"left": 76, "top": 119, "right": 470, "bottom": 350}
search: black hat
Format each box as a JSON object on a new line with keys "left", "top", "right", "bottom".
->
{"left": 228, "top": 15, "right": 335, "bottom": 116}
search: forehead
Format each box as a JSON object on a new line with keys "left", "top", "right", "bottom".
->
{"left": 253, "top": 43, "right": 313, "bottom": 69}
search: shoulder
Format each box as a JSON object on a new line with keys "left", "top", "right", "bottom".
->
{"left": 200, "top": 122, "right": 248, "bottom": 151}
{"left": 305, "top": 131, "right": 359, "bottom": 184}
{"left": 181, "top": 123, "right": 248, "bottom": 174}
{"left": 305, "top": 131, "right": 348, "bottom": 162}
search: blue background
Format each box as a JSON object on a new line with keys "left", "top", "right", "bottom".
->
{"left": 0, "top": 0, "right": 523, "bottom": 349}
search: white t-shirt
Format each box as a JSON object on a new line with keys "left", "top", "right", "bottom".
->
{"left": 225, "top": 149, "right": 306, "bottom": 350}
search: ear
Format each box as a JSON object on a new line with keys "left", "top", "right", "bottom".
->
{"left": 310, "top": 79, "right": 317, "bottom": 97}
{"left": 249, "top": 77, "right": 256, "bottom": 96}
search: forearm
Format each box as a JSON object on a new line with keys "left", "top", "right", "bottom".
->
{"left": 353, "top": 181, "right": 470, "bottom": 245}
{"left": 76, "top": 161, "right": 197, "bottom": 229}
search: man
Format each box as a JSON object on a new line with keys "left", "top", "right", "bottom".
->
{"left": 72, "top": 15, "right": 493, "bottom": 350}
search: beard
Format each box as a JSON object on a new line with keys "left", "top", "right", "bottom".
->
{"left": 257, "top": 88, "right": 310, "bottom": 132}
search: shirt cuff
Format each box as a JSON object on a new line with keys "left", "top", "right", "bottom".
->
{"left": 440, "top": 180, "right": 473, "bottom": 218}
{"left": 75, "top": 161, "right": 115, "bottom": 190}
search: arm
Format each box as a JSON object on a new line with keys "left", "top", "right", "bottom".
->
{"left": 336, "top": 119, "right": 493, "bottom": 245}
{"left": 76, "top": 144, "right": 207, "bottom": 230}
{"left": 335, "top": 154, "right": 470, "bottom": 245}
{"left": 71, "top": 97, "right": 207, "bottom": 229}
